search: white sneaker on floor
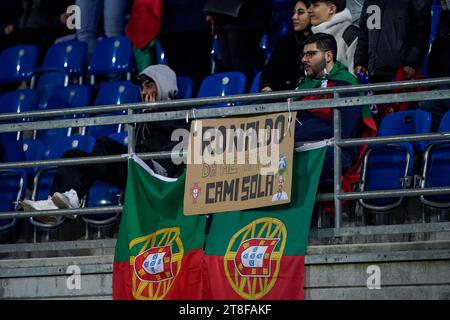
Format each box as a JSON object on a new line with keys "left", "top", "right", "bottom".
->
{"left": 52, "top": 189, "right": 80, "bottom": 209}
{"left": 22, "top": 197, "right": 58, "bottom": 211}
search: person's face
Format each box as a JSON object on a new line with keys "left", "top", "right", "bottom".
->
{"left": 140, "top": 80, "right": 157, "bottom": 102}
{"left": 308, "top": 1, "right": 336, "bottom": 26}
{"left": 292, "top": 1, "right": 310, "bottom": 32}
{"left": 302, "top": 43, "right": 330, "bottom": 79}
{"left": 278, "top": 179, "right": 283, "bottom": 192}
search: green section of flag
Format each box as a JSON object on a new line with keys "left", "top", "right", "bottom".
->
{"left": 205, "top": 147, "right": 326, "bottom": 256}
{"left": 114, "top": 157, "right": 206, "bottom": 262}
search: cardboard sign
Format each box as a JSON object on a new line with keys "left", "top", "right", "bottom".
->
{"left": 184, "top": 112, "right": 296, "bottom": 215}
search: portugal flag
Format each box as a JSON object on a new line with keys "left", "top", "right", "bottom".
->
{"left": 113, "top": 155, "right": 206, "bottom": 300}
{"left": 203, "top": 146, "right": 326, "bottom": 300}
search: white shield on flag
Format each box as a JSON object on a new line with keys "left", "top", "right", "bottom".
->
{"left": 241, "top": 246, "right": 268, "bottom": 268}
{"left": 143, "top": 252, "right": 166, "bottom": 274}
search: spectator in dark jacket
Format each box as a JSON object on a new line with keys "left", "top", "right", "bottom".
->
{"left": 428, "top": 0, "right": 450, "bottom": 79}
{"left": 260, "top": 0, "right": 312, "bottom": 92}
{"left": 0, "top": 1, "right": 23, "bottom": 51}
{"left": 14, "top": 0, "right": 73, "bottom": 55}
{"left": 160, "top": 0, "right": 211, "bottom": 92}
{"left": 419, "top": 0, "right": 450, "bottom": 131}
{"left": 354, "top": 0, "right": 432, "bottom": 83}
{"left": 204, "top": 0, "right": 272, "bottom": 83}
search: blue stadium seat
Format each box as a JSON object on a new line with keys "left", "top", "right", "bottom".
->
{"left": 86, "top": 81, "right": 140, "bottom": 138}
{"left": 81, "top": 131, "right": 127, "bottom": 236}
{"left": 87, "top": 36, "right": 133, "bottom": 84}
{"left": 249, "top": 71, "right": 262, "bottom": 93}
{"left": 0, "top": 169, "right": 27, "bottom": 235}
{"left": 420, "top": 111, "right": 450, "bottom": 210}
{"left": 29, "top": 135, "right": 96, "bottom": 230}
{"left": 42, "top": 134, "right": 96, "bottom": 160}
{"left": 108, "top": 131, "right": 128, "bottom": 146}
{"left": 0, "top": 89, "right": 39, "bottom": 144}
{"left": 197, "top": 72, "right": 247, "bottom": 108}
{"left": 3, "top": 139, "right": 44, "bottom": 177}
{"left": 83, "top": 181, "right": 122, "bottom": 236}
{"left": 176, "top": 76, "right": 193, "bottom": 99}
{"left": 358, "top": 111, "right": 431, "bottom": 213}
{"left": 0, "top": 45, "right": 40, "bottom": 85}
{"left": 378, "top": 110, "right": 432, "bottom": 153}
{"left": 36, "top": 71, "right": 69, "bottom": 109}
{"left": 359, "top": 143, "right": 414, "bottom": 212}
{"left": 39, "top": 41, "right": 87, "bottom": 82}
{"left": 37, "top": 85, "right": 92, "bottom": 146}
{"left": 155, "top": 39, "right": 168, "bottom": 65}
{"left": 46, "top": 85, "right": 92, "bottom": 109}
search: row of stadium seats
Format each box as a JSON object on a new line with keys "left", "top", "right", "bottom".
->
{"left": 0, "top": 132, "right": 127, "bottom": 241}
{"left": 0, "top": 69, "right": 258, "bottom": 242}
{"left": 358, "top": 110, "right": 450, "bottom": 218}
{"left": 0, "top": 36, "right": 132, "bottom": 88}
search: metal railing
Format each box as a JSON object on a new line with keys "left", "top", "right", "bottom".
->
{"left": 1, "top": 77, "right": 450, "bottom": 237}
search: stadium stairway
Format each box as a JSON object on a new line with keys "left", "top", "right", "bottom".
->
{"left": 0, "top": 237, "right": 449, "bottom": 300}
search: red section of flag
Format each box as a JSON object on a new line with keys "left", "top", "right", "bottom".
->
{"left": 202, "top": 255, "right": 305, "bottom": 300}
{"left": 113, "top": 249, "right": 203, "bottom": 300}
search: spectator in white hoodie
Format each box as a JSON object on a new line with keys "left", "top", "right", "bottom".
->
{"left": 308, "top": 0, "right": 357, "bottom": 73}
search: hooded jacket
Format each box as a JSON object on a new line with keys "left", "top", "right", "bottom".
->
{"left": 311, "top": 8, "right": 357, "bottom": 73}
{"left": 138, "top": 64, "right": 178, "bottom": 100}
{"left": 134, "top": 65, "right": 185, "bottom": 177}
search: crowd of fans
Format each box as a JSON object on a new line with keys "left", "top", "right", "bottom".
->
{"left": 0, "top": 0, "right": 449, "bottom": 232}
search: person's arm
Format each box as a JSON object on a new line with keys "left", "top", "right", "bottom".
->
{"left": 404, "top": 0, "right": 432, "bottom": 71}
{"left": 353, "top": 0, "right": 369, "bottom": 74}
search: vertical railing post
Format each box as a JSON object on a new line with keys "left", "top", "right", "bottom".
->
{"left": 127, "top": 108, "right": 135, "bottom": 155}
{"left": 333, "top": 91, "right": 342, "bottom": 230}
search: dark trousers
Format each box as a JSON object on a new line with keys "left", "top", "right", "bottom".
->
{"left": 160, "top": 30, "right": 212, "bottom": 94}
{"left": 217, "top": 28, "right": 264, "bottom": 86}
{"left": 50, "top": 137, "right": 127, "bottom": 199}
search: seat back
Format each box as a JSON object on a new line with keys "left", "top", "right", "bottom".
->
{"left": 155, "top": 39, "right": 168, "bottom": 65}
{"left": 0, "top": 89, "right": 39, "bottom": 143}
{"left": 249, "top": 71, "right": 262, "bottom": 93}
{"left": 360, "top": 143, "right": 414, "bottom": 211}
{"left": 197, "top": 72, "right": 247, "bottom": 108}
{"left": 43, "top": 134, "right": 95, "bottom": 160}
{"left": 108, "top": 131, "right": 128, "bottom": 146}
{"left": 42, "top": 41, "right": 87, "bottom": 76}
{"left": 87, "top": 81, "right": 140, "bottom": 138}
{"left": 3, "top": 139, "right": 44, "bottom": 176}
{"left": 0, "top": 89, "right": 39, "bottom": 114}
{"left": 0, "top": 45, "right": 39, "bottom": 84}
{"left": 47, "top": 85, "right": 92, "bottom": 110}
{"left": 422, "top": 143, "right": 450, "bottom": 206}
{"left": 37, "top": 85, "right": 92, "bottom": 145}
{"left": 420, "top": 110, "right": 450, "bottom": 207}
{"left": 438, "top": 110, "right": 450, "bottom": 132}
{"left": 379, "top": 110, "right": 431, "bottom": 152}
{"left": 0, "top": 170, "right": 26, "bottom": 232}
{"left": 176, "top": 76, "right": 193, "bottom": 99}
{"left": 36, "top": 71, "right": 69, "bottom": 109}
{"left": 34, "top": 135, "right": 96, "bottom": 202}
{"left": 87, "top": 36, "right": 132, "bottom": 79}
